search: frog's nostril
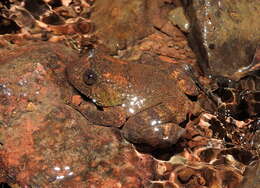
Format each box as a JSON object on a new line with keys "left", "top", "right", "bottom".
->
{"left": 83, "top": 69, "right": 97, "bottom": 85}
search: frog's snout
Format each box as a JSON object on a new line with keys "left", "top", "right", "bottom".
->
{"left": 83, "top": 69, "right": 98, "bottom": 85}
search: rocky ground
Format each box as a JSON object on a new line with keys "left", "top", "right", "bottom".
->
{"left": 0, "top": 0, "right": 259, "bottom": 187}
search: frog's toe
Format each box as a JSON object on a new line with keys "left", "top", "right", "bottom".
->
{"left": 122, "top": 121, "right": 185, "bottom": 148}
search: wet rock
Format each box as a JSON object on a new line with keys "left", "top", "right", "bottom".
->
{"left": 0, "top": 40, "right": 155, "bottom": 187}
{"left": 147, "top": 159, "right": 244, "bottom": 188}
{"left": 91, "top": 0, "right": 153, "bottom": 54}
{"left": 173, "top": 165, "right": 242, "bottom": 188}
{"left": 119, "top": 25, "right": 197, "bottom": 68}
{"left": 186, "top": 0, "right": 260, "bottom": 77}
{"left": 168, "top": 6, "right": 190, "bottom": 33}
{"left": 91, "top": 0, "right": 175, "bottom": 54}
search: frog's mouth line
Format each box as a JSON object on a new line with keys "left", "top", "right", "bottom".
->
{"left": 69, "top": 80, "right": 124, "bottom": 110}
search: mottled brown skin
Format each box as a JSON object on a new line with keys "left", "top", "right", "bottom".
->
{"left": 67, "top": 52, "right": 202, "bottom": 148}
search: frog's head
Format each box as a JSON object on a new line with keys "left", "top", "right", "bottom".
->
{"left": 67, "top": 54, "right": 129, "bottom": 107}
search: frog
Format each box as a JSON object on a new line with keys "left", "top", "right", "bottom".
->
{"left": 67, "top": 52, "right": 202, "bottom": 148}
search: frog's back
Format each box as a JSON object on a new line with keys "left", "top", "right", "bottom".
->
{"left": 125, "top": 62, "right": 185, "bottom": 104}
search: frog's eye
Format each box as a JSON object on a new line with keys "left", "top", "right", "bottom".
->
{"left": 83, "top": 69, "right": 97, "bottom": 85}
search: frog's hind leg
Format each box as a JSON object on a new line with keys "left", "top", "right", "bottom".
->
{"left": 122, "top": 121, "right": 185, "bottom": 149}
{"left": 121, "top": 102, "right": 188, "bottom": 148}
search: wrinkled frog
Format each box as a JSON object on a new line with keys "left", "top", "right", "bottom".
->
{"left": 67, "top": 53, "right": 202, "bottom": 148}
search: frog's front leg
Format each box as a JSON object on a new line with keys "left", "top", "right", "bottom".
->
{"left": 77, "top": 101, "right": 126, "bottom": 127}
{"left": 122, "top": 102, "right": 188, "bottom": 148}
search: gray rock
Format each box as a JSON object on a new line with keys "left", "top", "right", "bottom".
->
{"left": 186, "top": 0, "right": 260, "bottom": 78}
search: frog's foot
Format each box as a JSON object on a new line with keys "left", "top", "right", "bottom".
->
{"left": 122, "top": 119, "right": 185, "bottom": 148}
{"left": 78, "top": 102, "right": 126, "bottom": 127}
